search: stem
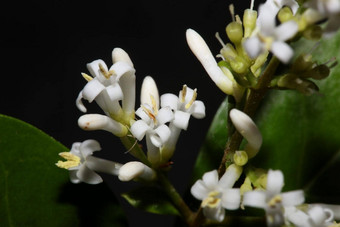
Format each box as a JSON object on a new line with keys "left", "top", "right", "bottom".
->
{"left": 217, "top": 57, "right": 280, "bottom": 177}
{"left": 120, "top": 134, "right": 151, "bottom": 166}
{"left": 157, "top": 171, "right": 195, "bottom": 226}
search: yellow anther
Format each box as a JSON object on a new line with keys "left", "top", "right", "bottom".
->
{"left": 81, "top": 73, "right": 93, "bottom": 82}
{"left": 99, "top": 63, "right": 115, "bottom": 79}
{"left": 267, "top": 195, "right": 282, "bottom": 207}
{"left": 181, "top": 85, "right": 187, "bottom": 103}
{"left": 56, "top": 152, "right": 81, "bottom": 169}
{"left": 202, "top": 191, "right": 221, "bottom": 208}
{"left": 185, "top": 88, "right": 197, "bottom": 109}
{"left": 141, "top": 105, "right": 157, "bottom": 123}
{"left": 150, "top": 95, "right": 158, "bottom": 115}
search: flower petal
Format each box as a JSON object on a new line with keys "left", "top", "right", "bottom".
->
{"left": 271, "top": 41, "right": 294, "bottom": 64}
{"left": 202, "top": 170, "right": 219, "bottom": 190}
{"left": 266, "top": 170, "right": 284, "bottom": 196}
{"left": 173, "top": 111, "right": 191, "bottom": 130}
{"left": 156, "top": 106, "right": 174, "bottom": 125}
{"left": 203, "top": 204, "right": 225, "bottom": 222}
{"left": 222, "top": 188, "right": 241, "bottom": 210}
{"left": 105, "top": 83, "right": 124, "bottom": 101}
{"left": 130, "top": 120, "right": 150, "bottom": 141}
{"left": 69, "top": 170, "right": 81, "bottom": 184}
{"left": 274, "top": 21, "right": 298, "bottom": 41}
{"left": 152, "top": 124, "right": 171, "bottom": 146}
{"left": 76, "top": 164, "right": 103, "bottom": 184}
{"left": 82, "top": 78, "right": 105, "bottom": 103}
{"left": 285, "top": 206, "right": 310, "bottom": 227}
{"left": 219, "top": 164, "right": 242, "bottom": 189}
{"left": 79, "top": 139, "right": 101, "bottom": 158}
{"left": 112, "top": 47, "right": 134, "bottom": 67}
{"left": 160, "top": 93, "right": 179, "bottom": 110}
{"left": 87, "top": 59, "right": 107, "bottom": 79}
{"left": 281, "top": 190, "right": 305, "bottom": 207}
{"left": 307, "top": 206, "right": 333, "bottom": 226}
{"left": 191, "top": 180, "right": 210, "bottom": 200}
{"left": 76, "top": 91, "right": 87, "bottom": 113}
{"left": 243, "top": 191, "right": 267, "bottom": 208}
{"left": 190, "top": 100, "right": 206, "bottom": 119}
{"left": 243, "top": 37, "right": 264, "bottom": 59}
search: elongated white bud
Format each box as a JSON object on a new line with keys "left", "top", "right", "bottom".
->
{"left": 229, "top": 109, "right": 262, "bottom": 158}
{"left": 78, "top": 114, "right": 128, "bottom": 137}
{"left": 112, "top": 47, "right": 134, "bottom": 67}
{"left": 140, "top": 76, "right": 159, "bottom": 109}
{"left": 118, "top": 161, "right": 156, "bottom": 181}
{"left": 186, "top": 29, "right": 234, "bottom": 95}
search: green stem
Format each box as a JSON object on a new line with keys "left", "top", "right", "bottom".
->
{"left": 157, "top": 171, "right": 195, "bottom": 226}
{"left": 120, "top": 134, "right": 151, "bottom": 166}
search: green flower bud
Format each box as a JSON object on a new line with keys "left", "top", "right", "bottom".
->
{"left": 243, "top": 9, "right": 257, "bottom": 38}
{"left": 233, "top": 150, "right": 248, "bottom": 166}
{"left": 301, "top": 65, "right": 330, "bottom": 80}
{"left": 230, "top": 56, "right": 248, "bottom": 74}
{"left": 278, "top": 6, "right": 294, "bottom": 23}
{"left": 226, "top": 22, "right": 243, "bottom": 44}
{"left": 291, "top": 54, "right": 314, "bottom": 73}
{"left": 220, "top": 43, "right": 238, "bottom": 60}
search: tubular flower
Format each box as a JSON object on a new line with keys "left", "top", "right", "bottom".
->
{"left": 56, "top": 140, "right": 122, "bottom": 184}
{"left": 243, "top": 169, "right": 305, "bottom": 227}
{"left": 243, "top": 0, "right": 299, "bottom": 63}
{"left": 76, "top": 48, "right": 136, "bottom": 125}
{"left": 191, "top": 164, "right": 242, "bottom": 222}
{"left": 130, "top": 76, "right": 174, "bottom": 165}
{"left": 118, "top": 161, "right": 156, "bottom": 182}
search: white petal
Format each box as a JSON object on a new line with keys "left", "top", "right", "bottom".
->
{"left": 191, "top": 180, "right": 210, "bottom": 200}
{"left": 135, "top": 106, "right": 152, "bottom": 123}
{"left": 243, "top": 37, "right": 264, "bottom": 59}
{"left": 69, "top": 170, "right": 81, "bottom": 184}
{"left": 76, "top": 91, "right": 87, "bottom": 112}
{"left": 130, "top": 120, "right": 151, "bottom": 141}
{"left": 222, "top": 188, "right": 241, "bottom": 210}
{"left": 186, "top": 29, "right": 234, "bottom": 95}
{"left": 307, "top": 206, "right": 332, "bottom": 225}
{"left": 112, "top": 48, "right": 134, "bottom": 67}
{"left": 86, "top": 156, "right": 122, "bottom": 176}
{"left": 309, "top": 204, "right": 340, "bottom": 220}
{"left": 87, "top": 59, "right": 107, "bottom": 79}
{"left": 78, "top": 114, "right": 127, "bottom": 137}
{"left": 173, "top": 111, "right": 191, "bottom": 130}
{"left": 105, "top": 83, "right": 124, "bottom": 101}
{"left": 257, "top": 3, "right": 278, "bottom": 36}
{"left": 271, "top": 41, "right": 294, "bottom": 64}
{"left": 266, "top": 170, "right": 284, "bottom": 196}
{"left": 243, "top": 191, "right": 267, "bottom": 208}
{"left": 118, "top": 161, "right": 155, "bottom": 181}
{"left": 140, "top": 76, "right": 159, "bottom": 109}
{"left": 70, "top": 142, "right": 81, "bottom": 156}
{"left": 285, "top": 206, "right": 311, "bottom": 227}
{"left": 219, "top": 164, "right": 242, "bottom": 189}
{"left": 82, "top": 78, "right": 105, "bottom": 102}
{"left": 76, "top": 164, "right": 103, "bottom": 184}
{"left": 202, "top": 170, "right": 219, "bottom": 190}
{"left": 146, "top": 135, "right": 161, "bottom": 165}
{"left": 156, "top": 106, "right": 174, "bottom": 125}
{"left": 79, "top": 139, "right": 101, "bottom": 158}
{"left": 203, "top": 204, "right": 225, "bottom": 222}
{"left": 280, "top": 0, "right": 300, "bottom": 14}
{"left": 281, "top": 190, "right": 304, "bottom": 207}
{"left": 274, "top": 21, "right": 298, "bottom": 41}
{"left": 160, "top": 93, "right": 179, "bottom": 110}
{"left": 190, "top": 100, "right": 206, "bottom": 119}
{"left": 152, "top": 124, "right": 171, "bottom": 146}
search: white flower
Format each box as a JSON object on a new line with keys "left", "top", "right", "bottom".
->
{"left": 285, "top": 205, "right": 335, "bottom": 227}
{"left": 76, "top": 48, "right": 136, "bottom": 124}
{"left": 244, "top": 0, "right": 299, "bottom": 63}
{"left": 186, "top": 29, "right": 234, "bottom": 96}
{"left": 229, "top": 109, "right": 262, "bottom": 159}
{"left": 56, "top": 140, "right": 122, "bottom": 184}
{"left": 130, "top": 76, "right": 174, "bottom": 165}
{"left": 306, "top": 0, "right": 340, "bottom": 38}
{"left": 118, "top": 161, "right": 156, "bottom": 182}
{"left": 191, "top": 164, "right": 242, "bottom": 222}
{"left": 243, "top": 169, "right": 305, "bottom": 227}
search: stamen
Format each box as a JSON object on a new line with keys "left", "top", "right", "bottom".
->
{"left": 267, "top": 195, "right": 282, "bottom": 208}
{"left": 150, "top": 95, "right": 158, "bottom": 115}
{"left": 250, "top": 0, "right": 254, "bottom": 11}
{"left": 185, "top": 88, "right": 197, "bottom": 109}
{"left": 99, "top": 63, "right": 115, "bottom": 79}
{"left": 215, "top": 32, "right": 226, "bottom": 48}
{"left": 81, "top": 73, "right": 93, "bottom": 82}
{"left": 235, "top": 15, "right": 242, "bottom": 24}
{"left": 141, "top": 105, "right": 157, "bottom": 123}
{"left": 56, "top": 152, "right": 81, "bottom": 169}
{"left": 181, "top": 85, "right": 187, "bottom": 103}
{"left": 229, "top": 4, "right": 235, "bottom": 22}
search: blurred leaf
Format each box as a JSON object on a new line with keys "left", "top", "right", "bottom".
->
{"left": 0, "top": 114, "right": 127, "bottom": 226}
{"left": 190, "top": 99, "right": 229, "bottom": 183}
{"left": 122, "top": 185, "right": 180, "bottom": 216}
{"left": 252, "top": 31, "right": 340, "bottom": 203}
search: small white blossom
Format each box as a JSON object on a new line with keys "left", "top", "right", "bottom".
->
{"left": 56, "top": 140, "right": 122, "bottom": 184}
{"left": 244, "top": 0, "right": 299, "bottom": 63}
{"left": 76, "top": 48, "right": 136, "bottom": 124}
{"left": 191, "top": 164, "right": 242, "bottom": 222}
{"left": 243, "top": 169, "right": 305, "bottom": 227}
{"left": 118, "top": 161, "right": 156, "bottom": 182}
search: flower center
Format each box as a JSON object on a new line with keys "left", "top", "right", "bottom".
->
{"left": 56, "top": 152, "right": 81, "bottom": 169}
{"left": 99, "top": 63, "right": 116, "bottom": 79}
{"left": 180, "top": 85, "right": 197, "bottom": 109}
{"left": 267, "top": 195, "right": 282, "bottom": 208}
{"left": 202, "top": 191, "right": 221, "bottom": 208}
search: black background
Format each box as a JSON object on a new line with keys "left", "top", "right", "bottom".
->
{"left": 1, "top": 0, "right": 260, "bottom": 226}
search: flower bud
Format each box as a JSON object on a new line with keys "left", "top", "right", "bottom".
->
{"left": 243, "top": 9, "right": 257, "bottom": 38}
{"left": 278, "top": 7, "right": 294, "bottom": 23}
{"left": 233, "top": 150, "right": 248, "bottom": 166}
{"left": 226, "top": 22, "right": 243, "bottom": 44}
{"left": 118, "top": 161, "right": 156, "bottom": 181}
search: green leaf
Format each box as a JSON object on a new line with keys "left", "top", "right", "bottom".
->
{"left": 190, "top": 98, "right": 229, "bottom": 182}
{"left": 122, "top": 185, "right": 180, "bottom": 216}
{"left": 0, "top": 114, "right": 127, "bottom": 226}
{"left": 252, "top": 31, "right": 340, "bottom": 203}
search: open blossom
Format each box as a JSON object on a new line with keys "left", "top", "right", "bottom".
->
{"left": 191, "top": 165, "right": 242, "bottom": 222}
{"left": 244, "top": 0, "right": 299, "bottom": 63}
{"left": 130, "top": 76, "right": 174, "bottom": 165}
{"left": 76, "top": 48, "right": 136, "bottom": 125}
{"left": 243, "top": 169, "right": 305, "bottom": 227}
{"left": 56, "top": 140, "right": 122, "bottom": 184}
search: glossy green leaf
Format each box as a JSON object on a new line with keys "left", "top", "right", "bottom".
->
{"left": 0, "top": 114, "right": 127, "bottom": 226}
{"left": 122, "top": 185, "right": 180, "bottom": 216}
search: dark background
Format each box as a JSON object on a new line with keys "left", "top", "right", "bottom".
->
{"left": 1, "top": 0, "right": 258, "bottom": 226}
